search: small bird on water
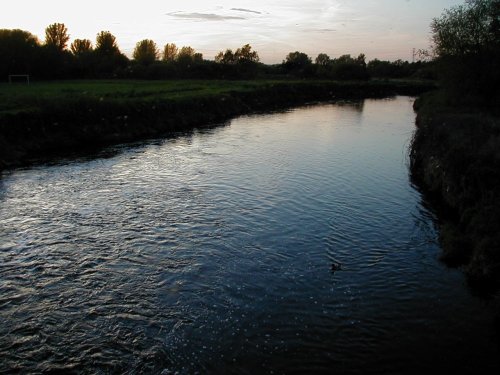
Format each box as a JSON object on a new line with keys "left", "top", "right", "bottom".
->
{"left": 331, "top": 262, "right": 342, "bottom": 272}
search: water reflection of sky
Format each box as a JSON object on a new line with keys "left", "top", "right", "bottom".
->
{"left": 2, "top": 0, "right": 463, "bottom": 62}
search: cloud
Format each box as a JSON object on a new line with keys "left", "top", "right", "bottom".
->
{"left": 167, "top": 12, "right": 245, "bottom": 21}
{"left": 306, "top": 28, "right": 337, "bottom": 33}
{"left": 230, "top": 8, "right": 262, "bottom": 15}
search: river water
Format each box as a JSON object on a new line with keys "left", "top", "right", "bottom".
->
{"left": 1, "top": 97, "right": 499, "bottom": 374}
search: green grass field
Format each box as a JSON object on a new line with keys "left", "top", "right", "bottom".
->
{"left": 0, "top": 80, "right": 287, "bottom": 115}
{"left": 0, "top": 78, "right": 434, "bottom": 116}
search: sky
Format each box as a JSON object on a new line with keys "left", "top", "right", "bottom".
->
{"left": 1, "top": 0, "right": 464, "bottom": 63}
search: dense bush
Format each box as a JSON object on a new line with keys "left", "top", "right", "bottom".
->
{"left": 367, "top": 59, "right": 435, "bottom": 79}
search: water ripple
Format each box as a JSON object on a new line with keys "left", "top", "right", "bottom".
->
{"left": 1, "top": 97, "right": 498, "bottom": 374}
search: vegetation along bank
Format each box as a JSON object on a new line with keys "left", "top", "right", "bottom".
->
{"left": 0, "top": 79, "right": 433, "bottom": 169}
{"left": 410, "top": 0, "right": 500, "bottom": 291}
{"left": 410, "top": 94, "right": 500, "bottom": 290}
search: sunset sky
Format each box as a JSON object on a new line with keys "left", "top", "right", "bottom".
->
{"left": 1, "top": 0, "right": 464, "bottom": 63}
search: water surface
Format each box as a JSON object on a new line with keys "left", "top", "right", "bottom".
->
{"left": 1, "top": 97, "right": 498, "bottom": 374}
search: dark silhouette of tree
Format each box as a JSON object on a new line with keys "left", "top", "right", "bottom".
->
{"left": 282, "top": 51, "right": 313, "bottom": 76}
{"left": 94, "top": 31, "right": 128, "bottom": 77}
{"left": 162, "top": 43, "right": 178, "bottom": 61}
{"left": 95, "top": 31, "right": 120, "bottom": 55}
{"left": 70, "top": 39, "right": 93, "bottom": 55}
{"left": 44, "top": 23, "right": 69, "bottom": 51}
{"left": 415, "top": 49, "right": 433, "bottom": 62}
{"left": 431, "top": 0, "right": 500, "bottom": 102}
{"left": 356, "top": 53, "right": 366, "bottom": 68}
{"left": 215, "top": 49, "right": 236, "bottom": 64}
{"left": 283, "top": 51, "right": 312, "bottom": 68}
{"left": 329, "top": 54, "right": 369, "bottom": 80}
{"left": 367, "top": 59, "right": 391, "bottom": 77}
{"left": 178, "top": 46, "right": 195, "bottom": 58}
{"left": 314, "top": 53, "right": 333, "bottom": 78}
{"left": 213, "top": 44, "right": 259, "bottom": 78}
{"left": 431, "top": 0, "right": 498, "bottom": 57}
{"left": 69, "top": 39, "right": 95, "bottom": 78}
{"left": 39, "top": 23, "right": 72, "bottom": 79}
{"left": 177, "top": 46, "right": 197, "bottom": 64}
{"left": 0, "top": 29, "right": 39, "bottom": 77}
{"left": 193, "top": 53, "right": 203, "bottom": 62}
{"left": 367, "top": 58, "right": 430, "bottom": 78}
{"left": 37, "top": 46, "right": 72, "bottom": 79}
{"left": 334, "top": 54, "right": 353, "bottom": 64}
{"left": 234, "top": 44, "right": 259, "bottom": 63}
{"left": 315, "top": 53, "right": 331, "bottom": 66}
{"left": 133, "top": 39, "right": 159, "bottom": 65}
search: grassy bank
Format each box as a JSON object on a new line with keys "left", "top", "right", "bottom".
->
{"left": 410, "top": 92, "right": 500, "bottom": 292}
{"left": 0, "top": 79, "right": 434, "bottom": 169}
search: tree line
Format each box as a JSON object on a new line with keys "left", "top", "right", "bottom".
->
{"left": 430, "top": 0, "right": 499, "bottom": 105}
{"left": 0, "top": 23, "right": 433, "bottom": 81}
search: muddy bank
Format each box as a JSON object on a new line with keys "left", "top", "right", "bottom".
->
{"left": 410, "top": 96, "right": 500, "bottom": 291}
{"left": 0, "top": 80, "right": 433, "bottom": 169}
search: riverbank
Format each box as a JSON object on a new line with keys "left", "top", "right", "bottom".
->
{"left": 410, "top": 92, "right": 500, "bottom": 292}
{"left": 0, "top": 79, "right": 433, "bottom": 169}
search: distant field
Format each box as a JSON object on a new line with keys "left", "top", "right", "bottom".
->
{"left": 0, "top": 80, "right": 287, "bottom": 115}
{"left": 0, "top": 79, "right": 433, "bottom": 116}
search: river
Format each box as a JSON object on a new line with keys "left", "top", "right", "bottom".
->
{"left": 0, "top": 96, "right": 498, "bottom": 374}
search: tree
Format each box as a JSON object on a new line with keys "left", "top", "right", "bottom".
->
{"left": 430, "top": 0, "right": 500, "bottom": 101}
{"left": 94, "top": 31, "right": 128, "bottom": 77}
{"left": 282, "top": 51, "right": 313, "bottom": 76}
{"left": 234, "top": 44, "right": 259, "bottom": 63}
{"left": 133, "top": 39, "right": 159, "bottom": 65}
{"left": 0, "top": 29, "right": 40, "bottom": 76}
{"left": 178, "top": 46, "right": 195, "bottom": 58}
{"left": 162, "top": 43, "right": 178, "bottom": 61}
{"left": 177, "top": 46, "right": 196, "bottom": 64}
{"left": 329, "top": 54, "right": 370, "bottom": 80}
{"left": 415, "top": 49, "right": 433, "bottom": 62}
{"left": 44, "top": 23, "right": 69, "bottom": 51}
{"left": 70, "top": 39, "right": 93, "bottom": 55}
{"left": 40, "top": 23, "right": 72, "bottom": 79}
{"left": 69, "top": 39, "right": 95, "bottom": 78}
{"left": 193, "top": 52, "right": 203, "bottom": 62}
{"left": 215, "top": 44, "right": 258, "bottom": 65}
{"left": 95, "top": 31, "right": 120, "bottom": 55}
{"left": 314, "top": 53, "right": 333, "bottom": 78}
{"left": 367, "top": 58, "right": 420, "bottom": 78}
{"left": 215, "top": 49, "right": 236, "bottom": 64}
{"left": 431, "top": 0, "right": 499, "bottom": 57}
{"left": 334, "top": 54, "right": 354, "bottom": 64}
{"left": 315, "top": 53, "right": 331, "bottom": 66}
{"left": 356, "top": 53, "right": 366, "bottom": 67}
{"left": 283, "top": 51, "right": 312, "bottom": 68}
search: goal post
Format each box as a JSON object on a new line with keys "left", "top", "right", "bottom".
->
{"left": 8, "top": 74, "right": 30, "bottom": 85}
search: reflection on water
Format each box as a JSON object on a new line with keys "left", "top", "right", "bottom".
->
{"left": 0, "top": 97, "right": 499, "bottom": 374}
